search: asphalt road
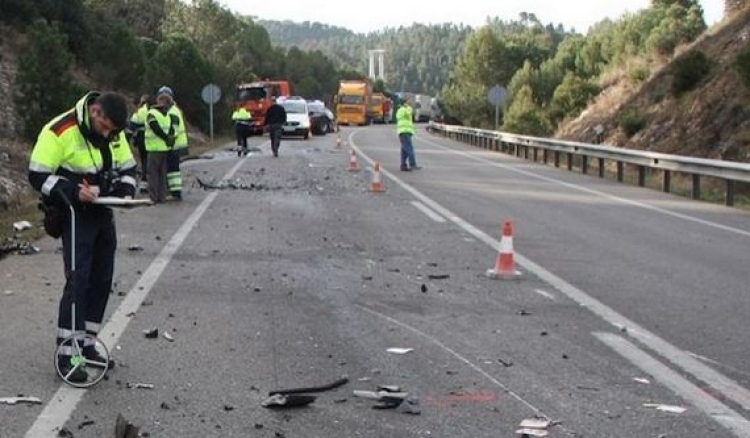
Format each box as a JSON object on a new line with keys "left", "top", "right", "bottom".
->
{"left": 1, "top": 126, "right": 749, "bottom": 437}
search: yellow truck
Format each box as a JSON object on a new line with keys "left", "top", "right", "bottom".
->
{"left": 369, "top": 92, "right": 390, "bottom": 124}
{"left": 335, "top": 80, "right": 372, "bottom": 126}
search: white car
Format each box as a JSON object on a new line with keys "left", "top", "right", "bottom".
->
{"left": 278, "top": 97, "right": 310, "bottom": 139}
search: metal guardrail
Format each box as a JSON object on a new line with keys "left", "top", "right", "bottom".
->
{"left": 428, "top": 122, "right": 750, "bottom": 206}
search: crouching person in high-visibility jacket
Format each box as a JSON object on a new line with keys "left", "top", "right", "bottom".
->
{"left": 27, "top": 91, "right": 136, "bottom": 382}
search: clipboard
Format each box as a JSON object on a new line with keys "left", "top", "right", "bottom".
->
{"left": 92, "top": 197, "right": 153, "bottom": 207}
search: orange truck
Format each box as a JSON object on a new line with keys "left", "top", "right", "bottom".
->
{"left": 235, "top": 80, "right": 291, "bottom": 134}
{"left": 335, "top": 80, "right": 372, "bottom": 126}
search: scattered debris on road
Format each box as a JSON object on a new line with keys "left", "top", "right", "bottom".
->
{"left": 143, "top": 328, "right": 158, "bottom": 339}
{"left": 427, "top": 274, "right": 450, "bottom": 280}
{"left": 633, "top": 377, "right": 651, "bottom": 385}
{"left": 162, "top": 331, "right": 174, "bottom": 342}
{"left": 643, "top": 403, "right": 687, "bottom": 414}
{"left": 516, "top": 418, "right": 553, "bottom": 437}
{"left": 0, "top": 396, "right": 42, "bottom": 405}
{"left": 115, "top": 413, "right": 141, "bottom": 438}
{"left": 127, "top": 245, "right": 144, "bottom": 252}
{"left": 386, "top": 347, "right": 413, "bottom": 355}
{"left": 126, "top": 383, "right": 155, "bottom": 390}
{"left": 262, "top": 393, "right": 316, "bottom": 409}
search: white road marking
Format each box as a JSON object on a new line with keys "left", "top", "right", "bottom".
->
{"left": 348, "top": 132, "right": 750, "bottom": 421}
{"left": 595, "top": 332, "right": 750, "bottom": 438}
{"left": 25, "top": 150, "right": 246, "bottom": 438}
{"left": 411, "top": 200, "right": 446, "bottom": 222}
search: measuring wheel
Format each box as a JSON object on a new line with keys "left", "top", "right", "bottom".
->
{"left": 54, "top": 333, "right": 110, "bottom": 388}
{"left": 52, "top": 189, "right": 111, "bottom": 388}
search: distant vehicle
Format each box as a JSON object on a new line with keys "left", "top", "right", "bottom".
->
{"left": 277, "top": 96, "right": 310, "bottom": 139}
{"left": 335, "top": 80, "right": 372, "bottom": 126}
{"left": 235, "top": 80, "right": 291, "bottom": 135}
{"left": 369, "top": 92, "right": 392, "bottom": 124}
{"left": 413, "top": 94, "right": 432, "bottom": 123}
{"left": 308, "top": 100, "right": 335, "bottom": 135}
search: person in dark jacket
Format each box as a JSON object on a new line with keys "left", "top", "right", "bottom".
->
{"left": 264, "top": 98, "right": 287, "bottom": 157}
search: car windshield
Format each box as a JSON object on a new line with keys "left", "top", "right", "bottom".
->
{"left": 308, "top": 102, "right": 325, "bottom": 112}
{"left": 282, "top": 101, "right": 307, "bottom": 114}
{"left": 236, "top": 86, "right": 266, "bottom": 101}
{"left": 339, "top": 95, "right": 364, "bottom": 105}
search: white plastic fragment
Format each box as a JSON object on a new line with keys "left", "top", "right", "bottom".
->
{"left": 0, "top": 396, "right": 42, "bottom": 405}
{"left": 386, "top": 348, "right": 413, "bottom": 355}
{"left": 13, "top": 221, "right": 32, "bottom": 232}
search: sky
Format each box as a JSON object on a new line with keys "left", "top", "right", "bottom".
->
{"left": 222, "top": 0, "right": 724, "bottom": 34}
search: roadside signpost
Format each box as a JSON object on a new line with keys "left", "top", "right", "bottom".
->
{"left": 487, "top": 84, "right": 507, "bottom": 130}
{"left": 201, "top": 83, "right": 221, "bottom": 143}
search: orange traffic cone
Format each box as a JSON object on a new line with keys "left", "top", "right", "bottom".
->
{"left": 486, "top": 220, "right": 520, "bottom": 279}
{"left": 335, "top": 134, "right": 343, "bottom": 149}
{"left": 348, "top": 150, "right": 360, "bottom": 171}
{"left": 370, "top": 162, "right": 385, "bottom": 192}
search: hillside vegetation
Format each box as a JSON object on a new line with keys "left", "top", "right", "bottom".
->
{"left": 559, "top": 7, "right": 750, "bottom": 162}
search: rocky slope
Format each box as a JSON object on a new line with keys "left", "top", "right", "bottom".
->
{"left": 557, "top": 8, "right": 750, "bottom": 164}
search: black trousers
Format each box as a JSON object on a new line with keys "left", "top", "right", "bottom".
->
{"left": 235, "top": 124, "right": 249, "bottom": 148}
{"left": 57, "top": 206, "right": 116, "bottom": 353}
{"left": 269, "top": 124, "right": 283, "bottom": 155}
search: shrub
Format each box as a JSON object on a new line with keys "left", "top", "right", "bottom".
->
{"left": 670, "top": 50, "right": 711, "bottom": 96}
{"left": 734, "top": 48, "right": 750, "bottom": 89}
{"left": 619, "top": 109, "right": 647, "bottom": 137}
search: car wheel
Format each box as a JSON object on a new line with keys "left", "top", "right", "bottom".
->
{"left": 303, "top": 131, "right": 309, "bottom": 140}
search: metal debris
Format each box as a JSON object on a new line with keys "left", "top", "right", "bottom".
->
{"left": 143, "top": 328, "right": 158, "bottom": 339}
{"left": 386, "top": 348, "right": 413, "bottom": 355}
{"left": 0, "top": 396, "right": 42, "bottom": 405}
{"left": 126, "top": 383, "right": 155, "bottom": 390}
{"left": 427, "top": 274, "right": 450, "bottom": 280}
{"left": 261, "top": 394, "right": 316, "bottom": 409}
{"left": 163, "top": 331, "right": 174, "bottom": 342}
{"left": 516, "top": 418, "right": 553, "bottom": 437}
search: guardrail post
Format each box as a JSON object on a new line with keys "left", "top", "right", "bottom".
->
{"left": 598, "top": 158, "right": 605, "bottom": 178}
{"left": 543, "top": 149, "right": 548, "bottom": 164}
{"left": 582, "top": 156, "right": 588, "bottom": 174}
{"left": 567, "top": 153, "right": 573, "bottom": 171}
{"left": 524, "top": 146, "right": 529, "bottom": 159}
{"left": 726, "top": 180, "right": 735, "bottom": 206}
{"left": 554, "top": 151, "right": 560, "bottom": 168}
{"left": 638, "top": 166, "right": 646, "bottom": 187}
{"left": 533, "top": 148, "right": 538, "bottom": 162}
{"left": 692, "top": 174, "right": 701, "bottom": 200}
{"left": 617, "top": 161, "right": 624, "bottom": 182}
{"left": 663, "top": 171, "right": 671, "bottom": 192}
